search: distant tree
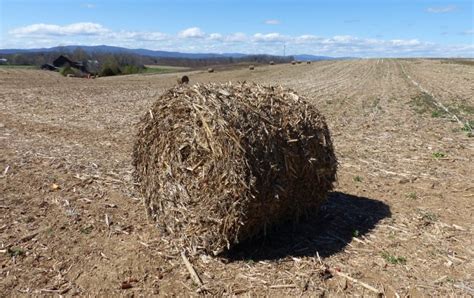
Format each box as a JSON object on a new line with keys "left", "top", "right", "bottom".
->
{"left": 72, "top": 47, "right": 89, "bottom": 64}
{"left": 11, "top": 54, "right": 29, "bottom": 65}
{"left": 99, "top": 56, "right": 122, "bottom": 76}
{"left": 2, "top": 49, "right": 294, "bottom": 71}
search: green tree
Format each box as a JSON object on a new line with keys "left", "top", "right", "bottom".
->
{"left": 99, "top": 55, "right": 122, "bottom": 76}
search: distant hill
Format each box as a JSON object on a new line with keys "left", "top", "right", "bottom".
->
{"left": 0, "top": 45, "right": 255, "bottom": 59}
{"left": 294, "top": 54, "right": 355, "bottom": 61}
{"left": 293, "top": 54, "right": 334, "bottom": 61}
{"left": 0, "top": 45, "right": 339, "bottom": 60}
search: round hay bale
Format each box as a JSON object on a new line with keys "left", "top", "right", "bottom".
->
{"left": 249, "top": 65, "right": 255, "bottom": 70}
{"left": 133, "top": 83, "right": 337, "bottom": 255}
{"left": 177, "top": 75, "right": 189, "bottom": 85}
{"left": 291, "top": 61, "right": 296, "bottom": 65}
{"left": 269, "top": 61, "right": 275, "bottom": 65}
{"left": 307, "top": 61, "right": 311, "bottom": 64}
{"left": 297, "top": 61, "right": 302, "bottom": 64}
{"left": 208, "top": 68, "right": 214, "bottom": 73}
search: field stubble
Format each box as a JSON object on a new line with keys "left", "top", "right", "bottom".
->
{"left": 0, "top": 59, "right": 473, "bottom": 296}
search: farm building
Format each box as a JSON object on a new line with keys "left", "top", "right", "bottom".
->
{"left": 40, "top": 63, "right": 58, "bottom": 71}
{"left": 52, "top": 55, "right": 99, "bottom": 74}
{"left": 53, "top": 55, "right": 85, "bottom": 70}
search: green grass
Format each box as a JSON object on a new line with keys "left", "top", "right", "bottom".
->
{"left": 409, "top": 92, "right": 474, "bottom": 137}
{"left": 60, "top": 66, "right": 82, "bottom": 77}
{"left": 353, "top": 175, "right": 363, "bottom": 182}
{"left": 387, "top": 231, "right": 396, "bottom": 239}
{"left": 440, "top": 59, "right": 474, "bottom": 66}
{"left": 121, "top": 65, "right": 142, "bottom": 75}
{"left": 446, "top": 277, "right": 455, "bottom": 283}
{"left": 432, "top": 151, "right": 446, "bottom": 159}
{"left": 409, "top": 92, "right": 447, "bottom": 117}
{"left": 381, "top": 252, "right": 407, "bottom": 265}
{"left": 80, "top": 225, "right": 94, "bottom": 234}
{"left": 451, "top": 120, "right": 473, "bottom": 137}
{"left": 0, "top": 64, "right": 37, "bottom": 69}
{"left": 362, "top": 97, "right": 383, "bottom": 115}
{"left": 458, "top": 104, "right": 474, "bottom": 115}
{"left": 45, "top": 227, "right": 54, "bottom": 236}
{"left": 421, "top": 211, "right": 438, "bottom": 222}
{"left": 372, "top": 97, "right": 381, "bottom": 108}
{"left": 461, "top": 120, "right": 473, "bottom": 132}
{"left": 7, "top": 247, "right": 25, "bottom": 257}
{"left": 142, "top": 65, "right": 190, "bottom": 74}
{"left": 445, "top": 104, "right": 474, "bottom": 120}
{"left": 406, "top": 192, "right": 418, "bottom": 200}
{"left": 141, "top": 67, "right": 176, "bottom": 74}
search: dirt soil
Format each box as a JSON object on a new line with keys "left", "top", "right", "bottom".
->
{"left": 1, "top": 59, "right": 473, "bottom": 296}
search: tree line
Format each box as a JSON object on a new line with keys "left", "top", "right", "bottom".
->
{"left": 1, "top": 47, "right": 294, "bottom": 76}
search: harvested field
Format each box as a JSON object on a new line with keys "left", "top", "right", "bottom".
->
{"left": 1, "top": 59, "right": 473, "bottom": 296}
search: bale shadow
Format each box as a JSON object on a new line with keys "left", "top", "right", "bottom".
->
{"left": 223, "top": 191, "right": 391, "bottom": 261}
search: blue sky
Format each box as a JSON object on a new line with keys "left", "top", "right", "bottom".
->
{"left": 0, "top": 0, "right": 473, "bottom": 57}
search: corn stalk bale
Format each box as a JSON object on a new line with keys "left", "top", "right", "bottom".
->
{"left": 208, "top": 68, "right": 214, "bottom": 73}
{"left": 269, "top": 61, "right": 275, "bottom": 65}
{"left": 249, "top": 65, "right": 255, "bottom": 70}
{"left": 133, "top": 82, "right": 337, "bottom": 255}
{"left": 177, "top": 75, "right": 189, "bottom": 85}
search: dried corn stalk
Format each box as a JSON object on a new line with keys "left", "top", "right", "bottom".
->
{"left": 133, "top": 82, "right": 337, "bottom": 255}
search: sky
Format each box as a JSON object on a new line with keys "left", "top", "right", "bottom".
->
{"left": 0, "top": 0, "right": 473, "bottom": 57}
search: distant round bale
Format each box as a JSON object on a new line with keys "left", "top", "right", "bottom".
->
{"left": 297, "top": 61, "right": 302, "bottom": 64}
{"left": 307, "top": 61, "right": 311, "bottom": 64}
{"left": 208, "top": 68, "right": 214, "bottom": 73}
{"left": 177, "top": 75, "right": 189, "bottom": 85}
{"left": 249, "top": 65, "right": 255, "bottom": 70}
{"left": 269, "top": 61, "right": 275, "bottom": 65}
{"left": 133, "top": 83, "right": 337, "bottom": 255}
{"left": 291, "top": 61, "right": 296, "bottom": 65}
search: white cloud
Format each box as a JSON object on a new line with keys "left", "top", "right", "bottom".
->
{"left": 389, "top": 39, "right": 422, "bottom": 46}
{"left": 5, "top": 22, "right": 474, "bottom": 57}
{"left": 225, "top": 32, "right": 247, "bottom": 42}
{"left": 461, "top": 29, "right": 474, "bottom": 35}
{"left": 332, "top": 35, "right": 355, "bottom": 43}
{"left": 7, "top": 22, "right": 169, "bottom": 48}
{"left": 295, "top": 35, "right": 321, "bottom": 43}
{"left": 265, "top": 19, "right": 280, "bottom": 25}
{"left": 9, "top": 22, "right": 108, "bottom": 37}
{"left": 426, "top": 5, "right": 457, "bottom": 13}
{"left": 253, "top": 33, "right": 287, "bottom": 42}
{"left": 209, "top": 33, "right": 223, "bottom": 40}
{"left": 178, "top": 27, "right": 205, "bottom": 38}
{"left": 110, "top": 31, "right": 168, "bottom": 42}
{"left": 83, "top": 3, "right": 96, "bottom": 9}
